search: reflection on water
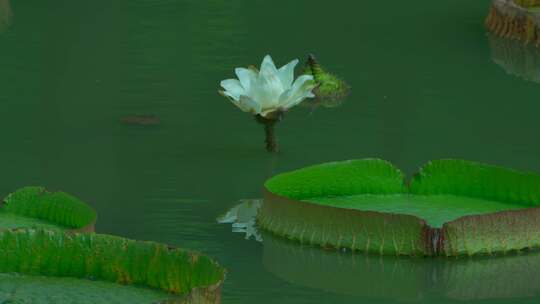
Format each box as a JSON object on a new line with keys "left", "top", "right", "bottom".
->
{"left": 489, "top": 33, "right": 540, "bottom": 83}
{"left": 300, "top": 94, "right": 345, "bottom": 113}
{"left": 263, "top": 232, "right": 540, "bottom": 302}
{"left": 217, "top": 199, "right": 262, "bottom": 242}
{"left": 0, "top": 0, "right": 11, "bottom": 33}
{"left": 220, "top": 200, "right": 540, "bottom": 302}
{"left": 120, "top": 114, "right": 161, "bottom": 126}
{"left": 137, "top": 197, "right": 219, "bottom": 251}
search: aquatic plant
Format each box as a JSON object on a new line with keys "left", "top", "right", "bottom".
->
{"left": 0, "top": 186, "right": 96, "bottom": 231}
{"left": 219, "top": 199, "right": 540, "bottom": 300}
{"left": 0, "top": 229, "right": 225, "bottom": 303}
{"left": 0, "top": 273, "right": 170, "bottom": 304}
{"left": 302, "top": 54, "right": 349, "bottom": 106}
{"left": 219, "top": 55, "right": 316, "bottom": 152}
{"left": 485, "top": 0, "right": 540, "bottom": 46}
{"left": 0, "top": 187, "right": 225, "bottom": 303}
{"left": 0, "top": 0, "right": 11, "bottom": 34}
{"left": 217, "top": 200, "right": 540, "bottom": 300}
{"left": 515, "top": 0, "right": 540, "bottom": 6}
{"left": 259, "top": 159, "right": 540, "bottom": 256}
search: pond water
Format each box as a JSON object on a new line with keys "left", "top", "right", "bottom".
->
{"left": 2, "top": 0, "right": 540, "bottom": 303}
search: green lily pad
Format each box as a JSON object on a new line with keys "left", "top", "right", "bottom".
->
{"left": 514, "top": 0, "right": 540, "bottom": 7}
{"left": 219, "top": 200, "right": 540, "bottom": 300}
{"left": 485, "top": 0, "right": 540, "bottom": 45}
{"left": 309, "top": 194, "right": 525, "bottom": 228}
{"left": 0, "top": 229, "right": 225, "bottom": 304}
{"left": 259, "top": 159, "right": 540, "bottom": 256}
{"left": 0, "top": 273, "right": 172, "bottom": 304}
{"left": 0, "top": 186, "right": 97, "bottom": 231}
{"left": 0, "top": 0, "right": 11, "bottom": 34}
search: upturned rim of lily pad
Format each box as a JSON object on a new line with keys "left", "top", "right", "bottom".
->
{"left": 0, "top": 228, "right": 225, "bottom": 303}
{"left": 486, "top": 0, "right": 540, "bottom": 45}
{"left": 259, "top": 158, "right": 540, "bottom": 256}
{"left": 1, "top": 186, "right": 97, "bottom": 232}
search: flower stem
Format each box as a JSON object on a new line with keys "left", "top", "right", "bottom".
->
{"left": 255, "top": 115, "right": 279, "bottom": 153}
{"left": 264, "top": 120, "right": 278, "bottom": 152}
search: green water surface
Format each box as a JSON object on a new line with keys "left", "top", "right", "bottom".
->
{"left": 2, "top": 0, "right": 540, "bottom": 303}
{"left": 309, "top": 194, "right": 526, "bottom": 227}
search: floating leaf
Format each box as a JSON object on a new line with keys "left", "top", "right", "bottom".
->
{"left": 0, "top": 273, "right": 172, "bottom": 304}
{"left": 485, "top": 0, "right": 540, "bottom": 45}
{"left": 0, "top": 0, "right": 11, "bottom": 34}
{"left": 0, "top": 229, "right": 225, "bottom": 303}
{"left": 265, "top": 159, "right": 406, "bottom": 200}
{"left": 0, "top": 187, "right": 96, "bottom": 231}
{"left": 260, "top": 159, "right": 540, "bottom": 256}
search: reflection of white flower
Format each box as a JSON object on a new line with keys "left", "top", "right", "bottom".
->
{"left": 220, "top": 55, "right": 316, "bottom": 118}
{"left": 217, "top": 200, "right": 263, "bottom": 242}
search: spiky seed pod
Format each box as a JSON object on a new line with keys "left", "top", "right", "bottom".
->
{"left": 302, "top": 54, "right": 350, "bottom": 108}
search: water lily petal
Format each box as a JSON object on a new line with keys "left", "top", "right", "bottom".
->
{"left": 283, "top": 90, "right": 316, "bottom": 110}
{"left": 253, "top": 72, "right": 284, "bottom": 111}
{"left": 235, "top": 68, "right": 258, "bottom": 94}
{"left": 238, "top": 95, "right": 262, "bottom": 114}
{"left": 219, "top": 90, "right": 239, "bottom": 102}
{"left": 220, "top": 79, "right": 245, "bottom": 100}
{"left": 277, "top": 59, "right": 298, "bottom": 90}
{"left": 260, "top": 55, "right": 278, "bottom": 76}
{"left": 278, "top": 74, "right": 316, "bottom": 109}
{"left": 260, "top": 108, "right": 284, "bottom": 118}
{"left": 222, "top": 55, "right": 305, "bottom": 115}
{"left": 220, "top": 91, "right": 261, "bottom": 114}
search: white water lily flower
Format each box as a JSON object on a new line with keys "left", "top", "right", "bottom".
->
{"left": 220, "top": 55, "right": 316, "bottom": 118}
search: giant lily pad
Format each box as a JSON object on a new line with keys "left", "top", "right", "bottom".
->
{"left": 259, "top": 159, "right": 540, "bottom": 256}
{"left": 0, "top": 229, "right": 225, "bottom": 304}
{"left": 485, "top": 0, "right": 540, "bottom": 46}
{"left": 0, "top": 273, "right": 174, "bottom": 303}
{"left": 220, "top": 200, "right": 540, "bottom": 300}
{"left": 0, "top": 0, "right": 11, "bottom": 34}
{"left": 0, "top": 186, "right": 96, "bottom": 231}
